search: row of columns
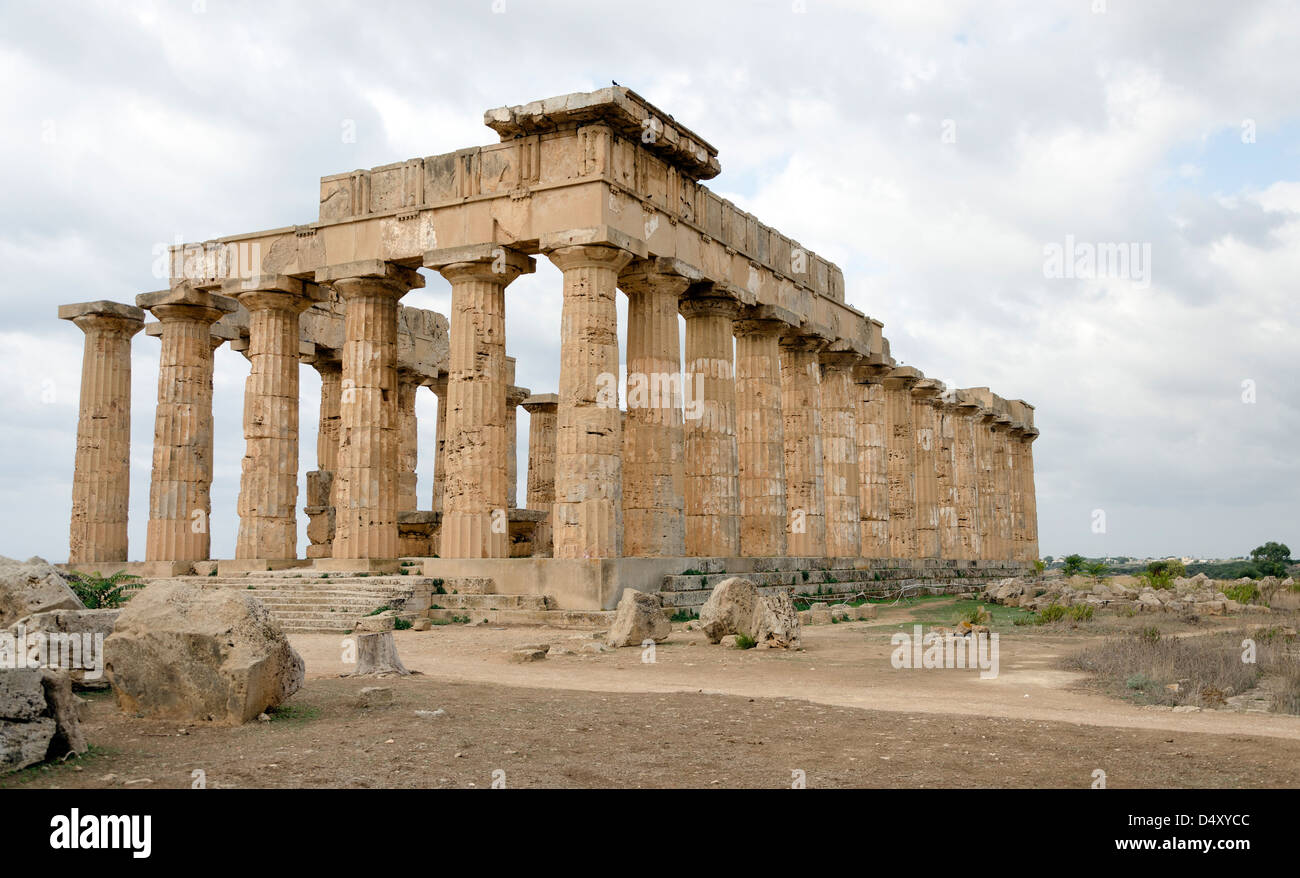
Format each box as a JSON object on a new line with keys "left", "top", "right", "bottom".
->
{"left": 61, "top": 245, "right": 1039, "bottom": 567}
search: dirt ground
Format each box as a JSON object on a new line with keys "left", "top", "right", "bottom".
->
{"left": 7, "top": 599, "right": 1300, "bottom": 789}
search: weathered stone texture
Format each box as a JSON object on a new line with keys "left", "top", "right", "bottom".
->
{"left": 681, "top": 295, "right": 740, "bottom": 557}
{"left": 735, "top": 319, "right": 788, "bottom": 558}
{"left": 780, "top": 338, "right": 827, "bottom": 556}
{"left": 818, "top": 354, "right": 862, "bottom": 558}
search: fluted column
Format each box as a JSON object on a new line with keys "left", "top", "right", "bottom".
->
{"left": 505, "top": 358, "right": 528, "bottom": 510}
{"left": 425, "top": 246, "right": 534, "bottom": 559}
{"left": 227, "top": 278, "right": 321, "bottom": 562}
{"left": 681, "top": 294, "right": 741, "bottom": 557}
{"left": 780, "top": 335, "right": 827, "bottom": 557}
{"left": 59, "top": 301, "right": 145, "bottom": 565}
{"left": 734, "top": 316, "right": 788, "bottom": 558}
{"left": 884, "top": 367, "right": 921, "bottom": 558}
{"left": 304, "top": 354, "right": 341, "bottom": 559}
{"left": 545, "top": 243, "right": 634, "bottom": 559}
{"left": 137, "top": 285, "right": 237, "bottom": 563}
{"left": 990, "top": 414, "right": 1014, "bottom": 560}
{"left": 936, "top": 397, "right": 961, "bottom": 560}
{"left": 819, "top": 352, "right": 862, "bottom": 558}
{"left": 954, "top": 394, "right": 983, "bottom": 561}
{"left": 430, "top": 375, "right": 447, "bottom": 513}
{"left": 619, "top": 260, "right": 691, "bottom": 557}
{"left": 318, "top": 261, "right": 424, "bottom": 561}
{"left": 911, "top": 379, "right": 943, "bottom": 558}
{"left": 853, "top": 364, "right": 890, "bottom": 557}
{"left": 1021, "top": 427, "right": 1040, "bottom": 562}
{"left": 976, "top": 406, "right": 999, "bottom": 559}
{"left": 1009, "top": 424, "right": 1029, "bottom": 561}
{"left": 522, "top": 394, "right": 558, "bottom": 556}
{"left": 396, "top": 371, "right": 420, "bottom": 513}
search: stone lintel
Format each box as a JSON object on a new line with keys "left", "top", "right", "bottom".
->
{"left": 883, "top": 365, "right": 923, "bottom": 389}
{"left": 824, "top": 337, "right": 871, "bottom": 358}
{"left": 422, "top": 244, "right": 537, "bottom": 276}
{"left": 521, "top": 393, "right": 558, "bottom": 412}
{"left": 620, "top": 256, "right": 704, "bottom": 286}
{"left": 484, "top": 86, "right": 722, "bottom": 181}
{"left": 58, "top": 300, "right": 145, "bottom": 324}
{"left": 911, "top": 377, "right": 946, "bottom": 401}
{"left": 539, "top": 225, "right": 647, "bottom": 259}
{"left": 137, "top": 284, "right": 238, "bottom": 318}
{"left": 852, "top": 362, "right": 893, "bottom": 384}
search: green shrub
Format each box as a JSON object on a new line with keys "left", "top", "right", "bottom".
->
{"left": 393, "top": 617, "right": 412, "bottom": 630}
{"left": 1138, "top": 625, "right": 1161, "bottom": 644}
{"left": 734, "top": 634, "right": 756, "bottom": 649}
{"left": 1224, "top": 582, "right": 1259, "bottom": 604}
{"left": 1038, "top": 604, "right": 1067, "bottom": 624}
{"left": 64, "top": 571, "right": 143, "bottom": 609}
{"left": 1067, "top": 604, "right": 1094, "bottom": 622}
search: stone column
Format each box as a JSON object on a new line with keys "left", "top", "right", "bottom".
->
{"left": 317, "top": 261, "right": 424, "bottom": 563}
{"left": 936, "top": 397, "right": 961, "bottom": 560}
{"left": 304, "top": 355, "right": 341, "bottom": 560}
{"left": 734, "top": 315, "right": 788, "bottom": 558}
{"left": 1009, "top": 423, "right": 1029, "bottom": 561}
{"left": 819, "top": 352, "right": 862, "bottom": 558}
{"left": 505, "top": 358, "right": 529, "bottom": 511}
{"left": 226, "top": 277, "right": 322, "bottom": 563}
{"left": 396, "top": 371, "right": 420, "bottom": 513}
{"left": 853, "top": 364, "right": 890, "bottom": 557}
{"left": 522, "top": 394, "right": 558, "bottom": 556}
{"left": 953, "top": 394, "right": 983, "bottom": 561}
{"left": 883, "top": 367, "right": 921, "bottom": 558}
{"left": 619, "top": 260, "right": 693, "bottom": 557}
{"left": 425, "top": 245, "right": 534, "bottom": 559}
{"left": 990, "top": 413, "right": 1014, "bottom": 561}
{"left": 1021, "top": 427, "right": 1040, "bottom": 562}
{"left": 910, "top": 379, "right": 943, "bottom": 559}
{"left": 59, "top": 301, "right": 145, "bottom": 565}
{"left": 976, "top": 405, "right": 999, "bottom": 560}
{"left": 429, "top": 375, "right": 447, "bottom": 513}
{"left": 680, "top": 293, "right": 741, "bottom": 558}
{"left": 545, "top": 243, "right": 634, "bottom": 559}
{"left": 779, "top": 334, "right": 828, "bottom": 557}
{"left": 137, "top": 284, "right": 237, "bottom": 565}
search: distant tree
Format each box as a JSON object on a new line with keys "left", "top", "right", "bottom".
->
{"left": 1249, "top": 542, "right": 1293, "bottom": 578}
{"left": 1061, "top": 554, "right": 1085, "bottom": 576}
{"left": 1084, "top": 561, "right": 1109, "bottom": 577}
{"left": 1043, "top": 556, "right": 1055, "bottom": 565}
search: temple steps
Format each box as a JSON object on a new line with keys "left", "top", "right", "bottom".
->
{"left": 188, "top": 575, "right": 427, "bottom": 634}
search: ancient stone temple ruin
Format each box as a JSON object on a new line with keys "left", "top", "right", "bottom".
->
{"left": 59, "top": 88, "right": 1039, "bottom": 615}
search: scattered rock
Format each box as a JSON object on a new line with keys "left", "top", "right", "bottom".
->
{"left": 577, "top": 641, "right": 610, "bottom": 655}
{"left": 356, "top": 686, "right": 393, "bottom": 708}
{"left": 719, "top": 635, "right": 739, "bottom": 648}
{"left": 1, "top": 667, "right": 87, "bottom": 775}
{"left": 507, "top": 647, "right": 548, "bottom": 663}
{"left": 103, "top": 582, "right": 304, "bottom": 725}
{"left": 7, "top": 608, "right": 121, "bottom": 690}
{"left": 0, "top": 557, "right": 83, "bottom": 628}
{"left": 605, "top": 589, "right": 671, "bottom": 648}
{"left": 410, "top": 618, "right": 433, "bottom": 631}
{"left": 355, "top": 610, "right": 397, "bottom": 632}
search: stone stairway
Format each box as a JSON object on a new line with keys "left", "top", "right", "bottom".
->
{"left": 194, "top": 575, "right": 429, "bottom": 633}
{"left": 428, "top": 593, "right": 615, "bottom": 629}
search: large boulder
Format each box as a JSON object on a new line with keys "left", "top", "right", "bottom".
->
{"left": 7, "top": 608, "right": 120, "bottom": 689}
{"left": 698, "top": 578, "right": 802, "bottom": 649}
{"left": 606, "top": 589, "right": 670, "bottom": 648}
{"left": 1, "top": 668, "right": 87, "bottom": 775}
{"left": 104, "top": 582, "right": 304, "bottom": 724}
{"left": 0, "top": 556, "right": 82, "bottom": 628}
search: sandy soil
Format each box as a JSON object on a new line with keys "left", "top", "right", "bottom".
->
{"left": 6, "top": 600, "right": 1299, "bottom": 789}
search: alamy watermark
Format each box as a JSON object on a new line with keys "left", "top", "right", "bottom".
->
{"left": 1043, "top": 235, "right": 1151, "bottom": 289}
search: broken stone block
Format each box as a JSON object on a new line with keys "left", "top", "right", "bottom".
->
{"left": 606, "top": 589, "right": 671, "bottom": 648}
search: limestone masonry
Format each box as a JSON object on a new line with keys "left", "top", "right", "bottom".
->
{"left": 59, "top": 88, "right": 1039, "bottom": 610}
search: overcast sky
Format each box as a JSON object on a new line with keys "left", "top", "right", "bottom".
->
{"left": 1, "top": 0, "right": 1296, "bottom": 563}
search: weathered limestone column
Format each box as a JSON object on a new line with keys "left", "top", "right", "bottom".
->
{"left": 910, "top": 379, "right": 943, "bottom": 558}
{"left": 990, "top": 411, "right": 1014, "bottom": 560}
{"left": 883, "top": 367, "right": 921, "bottom": 558}
{"left": 780, "top": 334, "right": 828, "bottom": 557}
{"left": 976, "top": 402, "right": 999, "bottom": 560}
{"left": 304, "top": 354, "right": 342, "bottom": 560}
{"left": 619, "top": 259, "right": 694, "bottom": 557}
{"left": 317, "top": 261, "right": 424, "bottom": 562}
{"left": 425, "top": 245, "right": 535, "bottom": 559}
{"left": 544, "top": 242, "right": 634, "bottom": 559}
{"left": 1021, "top": 425, "right": 1040, "bottom": 562}
{"left": 734, "top": 313, "right": 789, "bottom": 558}
{"left": 680, "top": 293, "right": 741, "bottom": 557}
{"left": 396, "top": 371, "right": 420, "bottom": 513}
{"left": 953, "top": 393, "right": 984, "bottom": 561}
{"left": 1009, "top": 421, "right": 1029, "bottom": 561}
{"left": 936, "top": 397, "right": 961, "bottom": 560}
{"left": 137, "top": 285, "right": 237, "bottom": 565}
{"left": 521, "top": 394, "right": 558, "bottom": 556}
{"left": 853, "top": 363, "right": 891, "bottom": 557}
{"left": 819, "top": 351, "right": 862, "bottom": 558}
{"left": 226, "top": 276, "right": 322, "bottom": 563}
{"left": 429, "top": 375, "right": 447, "bottom": 513}
{"left": 505, "top": 358, "right": 529, "bottom": 510}
{"left": 59, "top": 301, "right": 145, "bottom": 565}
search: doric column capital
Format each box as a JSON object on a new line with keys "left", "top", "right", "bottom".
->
{"left": 521, "top": 392, "right": 558, "bottom": 415}
{"left": 424, "top": 244, "right": 536, "bottom": 285}
{"left": 882, "top": 365, "right": 922, "bottom": 391}
{"left": 679, "top": 292, "right": 741, "bottom": 321}
{"left": 734, "top": 303, "right": 800, "bottom": 339}
{"left": 910, "top": 377, "right": 946, "bottom": 403}
{"left": 315, "top": 260, "right": 424, "bottom": 301}
{"left": 544, "top": 243, "right": 636, "bottom": 274}
{"left": 223, "top": 274, "right": 325, "bottom": 314}
{"left": 852, "top": 362, "right": 892, "bottom": 385}
{"left": 58, "top": 300, "right": 146, "bottom": 337}
{"left": 137, "top": 284, "right": 238, "bottom": 325}
{"left": 618, "top": 256, "right": 702, "bottom": 298}
{"left": 818, "top": 350, "right": 862, "bottom": 374}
